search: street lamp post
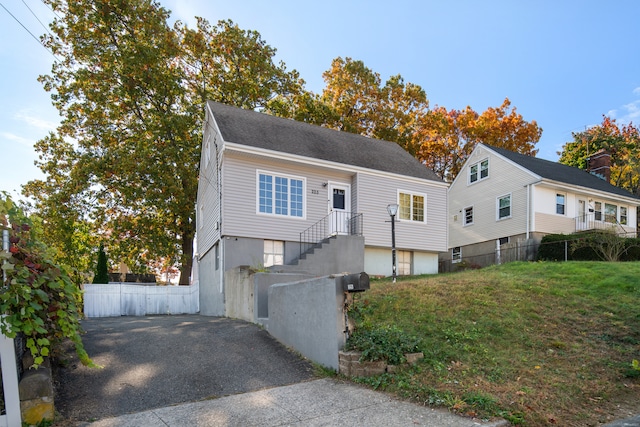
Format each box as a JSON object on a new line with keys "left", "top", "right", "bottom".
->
{"left": 387, "top": 203, "right": 399, "bottom": 283}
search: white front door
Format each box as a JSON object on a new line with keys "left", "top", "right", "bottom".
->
{"left": 328, "top": 182, "right": 351, "bottom": 235}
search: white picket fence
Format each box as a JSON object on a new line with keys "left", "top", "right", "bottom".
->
{"left": 84, "top": 282, "right": 199, "bottom": 317}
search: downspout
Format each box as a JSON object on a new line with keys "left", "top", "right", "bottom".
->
{"left": 526, "top": 183, "right": 531, "bottom": 239}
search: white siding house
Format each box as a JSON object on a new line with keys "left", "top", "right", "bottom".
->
{"left": 197, "top": 102, "right": 448, "bottom": 315}
{"left": 445, "top": 144, "right": 640, "bottom": 267}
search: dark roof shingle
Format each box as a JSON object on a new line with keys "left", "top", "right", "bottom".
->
{"left": 208, "top": 101, "right": 442, "bottom": 182}
{"left": 486, "top": 144, "right": 639, "bottom": 200}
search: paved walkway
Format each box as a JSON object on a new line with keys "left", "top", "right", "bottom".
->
{"left": 54, "top": 315, "right": 507, "bottom": 426}
{"left": 77, "top": 378, "right": 507, "bottom": 427}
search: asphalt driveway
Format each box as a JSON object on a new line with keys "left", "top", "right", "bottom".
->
{"left": 53, "top": 315, "right": 315, "bottom": 424}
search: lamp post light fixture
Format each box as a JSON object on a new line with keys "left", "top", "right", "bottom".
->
{"left": 386, "top": 203, "right": 399, "bottom": 283}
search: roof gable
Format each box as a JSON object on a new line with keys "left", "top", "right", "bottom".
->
{"left": 207, "top": 101, "right": 442, "bottom": 182}
{"left": 485, "top": 144, "right": 639, "bottom": 200}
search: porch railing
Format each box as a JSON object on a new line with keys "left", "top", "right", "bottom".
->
{"left": 575, "top": 213, "right": 629, "bottom": 235}
{"left": 299, "top": 211, "right": 363, "bottom": 257}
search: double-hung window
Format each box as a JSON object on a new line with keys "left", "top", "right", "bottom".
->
{"left": 464, "top": 206, "right": 474, "bottom": 226}
{"left": 620, "top": 206, "right": 628, "bottom": 225}
{"left": 452, "top": 247, "right": 461, "bottom": 263}
{"left": 594, "top": 201, "right": 602, "bottom": 221}
{"left": 556, "top": 194, "right": 566, "bottom": 215}
{"left": 398, "top": 191, "right": 426, "bottom": 222}
{"left": 497, "top": 194, "right": 511, "bottom": 220}
{"left": 258, "top": 171, "right": 304, "bottom": 218}
{"left": 264, "top": 240, "right": 284, "bottom": 267}
{"left": 469, "top": 159, "right": 489, "bottom": 184}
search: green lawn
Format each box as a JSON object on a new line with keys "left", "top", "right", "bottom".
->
{"left": 347, "top": 261, "right": 640, "bottom": 426}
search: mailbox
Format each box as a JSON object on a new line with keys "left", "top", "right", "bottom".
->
{"left": 340, "top": 272, "right": 370, "bottom": 292}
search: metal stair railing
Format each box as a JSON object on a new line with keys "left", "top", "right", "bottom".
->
{"left": 299, "top": 211, "right": 363, "bottom": 259}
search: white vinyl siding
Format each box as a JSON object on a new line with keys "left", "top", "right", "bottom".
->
{"left": 222, "top": 153, "right": 352, "bottom": 242}
{"left": 448, "top": 145, "right": 533, "bottom": 248}
{"left": 196, "top": 120, "right": 222, "bottom": 258}
{"left": 357, "top": 174, "right": 447, "bottom": 252}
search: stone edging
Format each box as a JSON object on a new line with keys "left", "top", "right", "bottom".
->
{"left": 338, "top": 350, "right": 424, "bottom": 377}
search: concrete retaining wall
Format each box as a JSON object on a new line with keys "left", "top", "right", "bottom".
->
{"left": 268, "top": 276, "right": 347, "bottom": 370}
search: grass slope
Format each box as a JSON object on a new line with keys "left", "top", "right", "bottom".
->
{"left": 349, "top": 261, "right": 640, "bottom": 426}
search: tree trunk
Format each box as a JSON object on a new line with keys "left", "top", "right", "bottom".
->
{"left": 179, "top": 231, "right": 194, "bottom": 285}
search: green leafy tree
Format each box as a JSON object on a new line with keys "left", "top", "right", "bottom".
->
{"left": 558, "top": 116, "right": 640, "bottom": 196}
{"left": 0, "top": 195, "right": 93, "bottom": 368}
{"left": 24, "top": 1, "right": 303, "bottom": 284}
{"left": 92, "top": 243, "right": 109, "bottom": 284}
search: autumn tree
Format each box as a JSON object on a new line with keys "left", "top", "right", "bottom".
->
{"left": 558, "top": 116, "right": 640, "bottom": 196}
{"left": 272, "top": 58, "right": 541, "bottom": 182}
{"left": 270, "top": 57, "right": 430, "bottom": 155}
{"left": 414, "top": 99, "right": 542, "bottom": 181}
{"left": 24, "top": 0, "right": 302, "bottom": 284}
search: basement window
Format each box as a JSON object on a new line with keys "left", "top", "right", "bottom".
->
{"left": 264, "top": 240, "right": 284, "bottom": 267}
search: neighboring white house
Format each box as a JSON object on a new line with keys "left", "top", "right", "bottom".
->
{"left": 196, "top": 102, "right": 448, "bottom": 315}
{"left": 444, "top": 143, "right": 640, "bottom": 268}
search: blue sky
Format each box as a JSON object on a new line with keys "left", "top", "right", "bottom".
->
{"left": 2, "top": 0, "right": 639, "bottom": 199}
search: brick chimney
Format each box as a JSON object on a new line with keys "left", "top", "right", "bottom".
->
{"left": 587, "top": 149, "right": 611, "bottom": 183}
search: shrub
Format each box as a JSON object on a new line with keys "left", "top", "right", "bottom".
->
{"left": 346, "top": 325, "right": 421, "bottom": 365}
{"left": 0, "top": 195, "right": 94, "bottom": 368}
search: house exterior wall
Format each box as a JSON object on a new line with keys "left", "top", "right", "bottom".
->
{"left": 356, "top": 173, "right": 448, "bottom": 252}
{"left": 532, "top": 183, "right": 638, "bottom": 235}
{"left": 197, "top": 110, "right": 222, "bottom": 260}
{"left": 219, "top": 149, "right": 447, "bottom": 254}
{"left": 364, "top": 248, "right": 438, "bottom": 276}
{"left": 198, "top": 247, "right": 224, "bottom": 316}
{"left": 449, "top": 145, "right": 535, "bottom": 248}
{"left": 221, "top": 151, "right": 353, "bottom": 242}
{"left": 447, "top": 144, "right": 640, "bottom": 268}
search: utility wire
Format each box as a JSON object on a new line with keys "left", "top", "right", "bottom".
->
{"left": 22, "top": 0, "right": 53, "bottom": 39}
{"left": 0, "top": 1, "right": 58, "bottom": 61}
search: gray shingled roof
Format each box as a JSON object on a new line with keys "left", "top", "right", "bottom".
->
{"left": 208, "top": 101, "right": 442, "bottom": 182}
{"left": 486, "top": 144, "right": 640, "bottom": 200}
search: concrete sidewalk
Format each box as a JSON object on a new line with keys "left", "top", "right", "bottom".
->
{"left": 77, "top": 378, "right": 508, "bottom": 427}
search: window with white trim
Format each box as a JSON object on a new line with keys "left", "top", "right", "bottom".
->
{"left": 398, "top": 191, "right": 426, "bottom": 222}
{"left": 497, "top": 194, "right": 511, "bottom": 220}
{"left": 464, "top": 206, "right": 474, "bottom": 226}
{"left": 594, "top": 201, "right": 602, "bottom": 221}
{"left": 397, "top": 250, "right": 412, "bottom": 275}
{"left": 620, "top": 206, "right": 628, "bottom": 225}
{"left": 264, "top": 240, "right": 284, "bottom": 267}
{"left": 452, "top": 247, "right": 461, "bottom": 263}
{"left": 258, "top": 171, "right": 304, "bottom": 218}
{"left": 604, "top": 203, "right": 617, "bottom": 223}
{"left": 469, "top": 158, "right": 489, "bottom": 184}
{"left": 556, "top": 194, "right": 565, "bottom": 215}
